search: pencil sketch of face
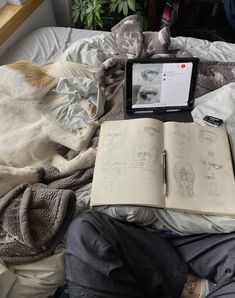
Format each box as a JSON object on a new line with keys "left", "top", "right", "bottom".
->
{"left": 141, "top": 69, "right": 160, "bottom": 82}
{"left": 133, "top": 146, "right": 159, "bottom": 170}
{"left": 174, "top": 162, "right": 195, "bottom": 197}
{"left": 104, "top": 126, "right": 126, "bottom": 148}
{"left": 202, "top": 156, "right": 223, "bottom": 180}
{"left": 201, "top": 156, "right": 223, "bottom": 196}
{"left": 136, "top": 85, "right": 160, "bottom": 104}
{"left": 199, "top": 130, "right": 217, "bottom": 146}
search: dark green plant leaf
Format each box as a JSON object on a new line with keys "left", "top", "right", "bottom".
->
{"left": 127, "top": 0, "right": 136, "bottom": 12}
{"left": 74, "top": 14, "right": 79, "bottom": 23}
{"left": 96, "top": 16, "right": 103, "bottom": 27}
{"left": 87, "top": 14, "right": 93, "bottom": 27}
{"left": 81, "top": 10, "right": 85, "bottom": 22}
{"left": 86, "top": 6, "right": 93, "bottom": 13}
{"left": 123, "top": 1, "right": 128, "bottom": 16}
{"left": 95, "top": 10, "right": 101, "bottom": 20}
{"left": 118, "top": 1, "right": 124, "bottom": 13}
{"left": 71, "top": 10, "right": 78, "bottom": 17}
{"left": 110, "top": 3, "right": 117, "bottom": 12}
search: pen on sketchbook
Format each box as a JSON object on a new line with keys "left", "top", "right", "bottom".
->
{"left": 162, "top": 149, "right": 167, "bottom": 196}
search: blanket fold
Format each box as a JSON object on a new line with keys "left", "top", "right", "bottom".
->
{"left": 0, "top": 183, "right": 76, "bottom": 264}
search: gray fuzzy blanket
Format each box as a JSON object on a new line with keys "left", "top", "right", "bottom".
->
{"left": 0, "top": 183, "right": 76, "bottom": 264}
{"left": 1, "top": 15, "right": 235, "bottom": 264}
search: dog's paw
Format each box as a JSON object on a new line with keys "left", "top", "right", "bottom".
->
{"left": 88, "top": 120, "right": 100, "bottom": 129}
{"left": 93, "top": 120, "right": 100, "bottom": 127}
{"left": 27, "top": 167, "right": 45, "bottom": 184}
{"left": 36, "top": 167, "right": 46, "bottom": 180}
{"left": 82, "top": 147, "right": 97, "bottom": 167}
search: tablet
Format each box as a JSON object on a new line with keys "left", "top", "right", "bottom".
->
{"left": 125, "top": 57, "right": 199, "bottom": 117}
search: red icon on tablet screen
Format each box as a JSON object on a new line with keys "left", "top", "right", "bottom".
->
{"left": 181, "top": 64, "right": 186, "bottom": 68}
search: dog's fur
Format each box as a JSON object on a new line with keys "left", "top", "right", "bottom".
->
{"left": 0, "top": 60, "right": 98, "bottom": 197}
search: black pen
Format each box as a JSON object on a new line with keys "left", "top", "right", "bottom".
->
{"left": 162, "top": 149, "right": 167, "bottom": 196}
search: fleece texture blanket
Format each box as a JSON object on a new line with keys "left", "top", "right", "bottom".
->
{"left": 1, "top": 15, "right": 235, "bottom": 264}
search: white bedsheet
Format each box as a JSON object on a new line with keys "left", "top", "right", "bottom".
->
{"left": 170, "top": 36, "right": 235, "bottom": 62}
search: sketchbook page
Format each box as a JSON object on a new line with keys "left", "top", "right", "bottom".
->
{"left": 91, "top": 118, "right": 165, "bottom": 207}
{"left": 164, "top": 122, "right": 235, "bottom": 215}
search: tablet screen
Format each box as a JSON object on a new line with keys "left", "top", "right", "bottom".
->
{"left": 125, "top": 58, "right": 199, "bottom": 114}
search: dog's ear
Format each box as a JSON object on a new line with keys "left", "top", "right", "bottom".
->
{"left": 8, "top": 60, "right": 56, "bottom": 87}
{"left": 43, "top": 61, "right": 96, "bottom": 80}
{"left": 0, "top": 61, "right": 57, "bottom": 101}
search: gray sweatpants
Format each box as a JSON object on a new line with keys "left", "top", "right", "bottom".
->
{"left": 66, "top": 210, "right": 235, "bottom": 298}
{"left": 171, "top": 233, "right": 235, "bottom": 297}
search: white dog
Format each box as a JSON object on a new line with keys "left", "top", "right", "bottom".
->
{"left": 0, "top": 60, "right": 98, "bottom": 197}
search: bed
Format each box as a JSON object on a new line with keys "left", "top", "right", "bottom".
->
{"left": 1, "top": 19, "right": 235, "bottom": 297}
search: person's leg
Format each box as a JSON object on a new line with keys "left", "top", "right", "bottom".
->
{"left": 65, "top": 210, "right": 188, "bottom": 298}
{"left": 170, "top": 233, "right": 235, "bottom": 297}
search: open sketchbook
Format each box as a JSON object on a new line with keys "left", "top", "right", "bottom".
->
{"left": 91, "top": 118, "right": 235, "bottom": 215}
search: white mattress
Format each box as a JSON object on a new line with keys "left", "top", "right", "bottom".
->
{"left": 0, "top": 27, "right": 104, "bottom": 66}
